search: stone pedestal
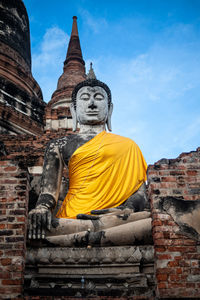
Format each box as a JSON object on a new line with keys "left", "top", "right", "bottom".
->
{"left": 25, "top": 246, "right": 155, "bottom": 298}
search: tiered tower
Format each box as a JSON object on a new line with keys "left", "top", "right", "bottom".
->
{"left": 45, "top": 16, "right": 86, "bottom": 132}
{"left": 0, "top": 0, "right": 45, "bottom": 135}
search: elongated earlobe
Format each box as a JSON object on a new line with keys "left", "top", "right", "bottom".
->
{"left": 106, "top": 103, "right": 113, "bottom": 132}
{"left": 70, "top": 103, "right": 77, "bottom": 132}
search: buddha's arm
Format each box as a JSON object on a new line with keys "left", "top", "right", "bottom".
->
{"left": 28, "top": 141, "right": 64, "bottom": 239}
{"left": 37, "top": 142, "right": 64, "bottom": 208}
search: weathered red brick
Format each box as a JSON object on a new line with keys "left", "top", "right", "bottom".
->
{"left": 0, "top": 272, "right": 12, "bottom": 279}
{"left": 154, "top": 246, "right": 166, "bottom": 252}
{"left": 163, "top": 232, "right": 170, "bottom": 239}
{"left": 186, "top": 170, "right": 197, "bottom": 176}
{"left": 178, "top": 260, "right": 190, "bottom": 267}
{"left": 157, "top": 254, "right": 172, "bottom": 260}
{"left": 186, "top": 282, "right": 196, "bottom": 288}
{"left": 9, "top": 209, "right": 26, "bottom": 215}
{"left": 7, "top": 224, "right": 24, "bottom": 229}
{"left": 164, "top": 220, "right": 177, "bottom": 226}
{"left": 169, "top": 232, "right": 185, "bottom": 239}
{"left": 0, "top": 286, "right": 22, "bottom": 293}
{"left": 168, "top": 246, "right": 189, "bottom": 252}
{"left": 17, "top": 217, "right": 26, "bottom": 222}
{"left": 168, "top": 281, "right": 186, "bottom": 294}
{"left": 168, "top": 260, "right": 179, "bottom": 267}
{"left": 157, "top": 267, "right": 175, "bottom": 275}
{"left": 153, "top": 213, "right": 172, "bottom": 221}
{"left": 183, "top": 239, "right": 197, "bottom": 246}
{"left": 13, "top": 244, "right": 24, "bottom": 250}
{"left": 172, "top": 239, "right": 185, "bottom": 246}
{"left": 169, "top": 170, "right": 185, "bottom": 176}
{"left": 191, "top": 260, "right": 199, "bottom": 268}
{"left": 185, "top": 253, "right": 200, "bottom": 260}
{"left": 6, "top": 236, "right": 24, "bottom": 243}
{"left": 2, "top": 279, "right": 21, "bottom": 285}
{"left": 4, "top": 166, "right": 17, "bottom": 172}
{"left": 161, "top": 176, "right": 177, "bottom": 182}
{"left": 152, "top": 219, "right": 163, "bottom": 227}
{"left": 190, "top": 268, "right": 200, "bottom": 275}
{"left": 154, "top": 239, "right": 173, "bottom": 246}
{"left": 169, "top": 274, "right": 181, "bottom": 282}
{"left": 176, "top": 268, "right": 183, "bottom": 274}
{"left": 4, "top": 179, "right": 18, "bottom": 184}
{"left": 153, "top": 232, "right": 164, "bottom": 239}
{"left": 0, "top": 161, "right": 8, "bottom": 166}
{"left": 157, "top": 282, "right": 167, "bottom": 289}
{"left": 156, "top": 274, "right": 168, "bottom": 281}
{"left": 0, "top": 258, "right": 12, "bottom": 265}
{"left": 160, "top": 182, "right": 177, "bottom": 188}
{"left": 0, "top": 230, "right": 13, "bottom": 236}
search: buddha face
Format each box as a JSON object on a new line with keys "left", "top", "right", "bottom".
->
{"left": 76, "top": 86, "right": 109, "bottom": 125}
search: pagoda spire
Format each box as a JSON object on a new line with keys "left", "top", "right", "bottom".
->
{"left": 47, "top": 16, "right": 86, "bottom": 110}
{"left": 87, "top": 62, "right": 96, "bottom": 79}
{"left": 64, "top": 16, "right": 85, "bottom": 67}
{"left": 71, "top": 15, "right": 78, "bottom": 36}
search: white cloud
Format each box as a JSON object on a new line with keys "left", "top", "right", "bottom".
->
{"left": 33, "top": 27, "right": 68, "bottom": 68}
{"left": 78, "top": 9, "right": 107, "bottom": 33}
{"left": 32, "top": 27, "right": 69, "bottom": 101}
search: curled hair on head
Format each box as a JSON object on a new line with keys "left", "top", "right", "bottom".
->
{"left": 71, "top": 78, "right": 112, "bottom": 110}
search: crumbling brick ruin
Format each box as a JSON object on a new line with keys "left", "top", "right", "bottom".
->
{"left": 148, "top": 148, "right": 200, "bottom": 298}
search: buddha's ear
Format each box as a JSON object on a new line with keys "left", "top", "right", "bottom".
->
{"left": 70, "top": 103, "right": 77, "bottom": 132}
{"left": 106, "top": 102, "right": 113, "bottom": 132}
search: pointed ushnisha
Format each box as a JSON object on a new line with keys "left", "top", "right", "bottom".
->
{"left": 87, "top": 62, "right": 96, "bottom": 80}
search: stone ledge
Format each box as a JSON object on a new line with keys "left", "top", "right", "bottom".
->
{"left": 24, "top": 246, "right": 155, "bottom": 297}
{"left": 26, "top": 245, "right": 154, "bottom": 266}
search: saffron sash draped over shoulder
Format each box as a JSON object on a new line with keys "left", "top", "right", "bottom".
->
{"left": 56, "top": 131, "right": 147, "bottom": 219}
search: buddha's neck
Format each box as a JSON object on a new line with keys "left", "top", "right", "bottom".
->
{"left": 79, "top": 124, "right": 106, "bottom": 135}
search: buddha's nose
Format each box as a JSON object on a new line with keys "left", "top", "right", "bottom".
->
{"left": 88, "top": 98, "right": 97, "bottom": 110}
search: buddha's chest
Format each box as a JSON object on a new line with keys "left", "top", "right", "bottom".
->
{"left": 59, "top": 134, "right": 96, "bottom": 166}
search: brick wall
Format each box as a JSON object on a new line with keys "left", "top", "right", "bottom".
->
{"left": 1, "top": 130, "right": 74, "bottom": 162}
{"left": 1, "top": 134, "right": 200, "bottom": 298}
{"left": 0, "top": 159, "right": 29, "bottom": 299}
{"left": 148, "top": 147, "right": 200, "bottom": 298}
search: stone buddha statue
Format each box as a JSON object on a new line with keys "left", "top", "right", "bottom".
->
{"left": 28, "top": 69, "right": 152, "bottom": 247}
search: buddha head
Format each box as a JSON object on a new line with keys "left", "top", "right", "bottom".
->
{"left": 71, "top": 76, "right": 113, "bottom": 132}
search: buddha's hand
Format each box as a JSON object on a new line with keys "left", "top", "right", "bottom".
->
{"left": 28, "top": 204, "right": 52, "bottom": 239}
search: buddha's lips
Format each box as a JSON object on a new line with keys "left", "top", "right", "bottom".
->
{"left": 86, "top": 110, "right": 99, "bottom": 115}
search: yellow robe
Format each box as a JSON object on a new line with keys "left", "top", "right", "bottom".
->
{"left": 56, "top": 131, "right": 147, "bottom": 219}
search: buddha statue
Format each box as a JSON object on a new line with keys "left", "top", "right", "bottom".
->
{"left": 28, "top": 69, "right": 152, "bottom": 246}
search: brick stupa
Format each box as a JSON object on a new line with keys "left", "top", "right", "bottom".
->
{"left": 0, "top": 0, "right": 45, "bottom": 135}
{"left": 45, "top": 16, "right": 86, "bottom": 132}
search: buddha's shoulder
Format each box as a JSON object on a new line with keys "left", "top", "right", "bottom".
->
{"left": 45, "top": 134, "right": 95, "bottom": 152}
{"left": 106, "top": 132, "right": 137, "bottom": 146}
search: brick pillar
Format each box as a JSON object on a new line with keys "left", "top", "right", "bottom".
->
{"left": 0, "top": 159, "right": 29, "bottom": 299}
{"left": 148, "top": 148, "right": 200, "bottom": 298}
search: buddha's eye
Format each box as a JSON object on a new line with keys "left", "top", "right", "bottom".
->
{"left": 94, "top": 93, "right": 104, "bottom": 101}
{"left": 80, "top": 93, "right": 90, "bottom": 101}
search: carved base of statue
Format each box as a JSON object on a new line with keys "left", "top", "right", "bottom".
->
{"left": 25, "top": 245, "right": 155, "bottom": 297}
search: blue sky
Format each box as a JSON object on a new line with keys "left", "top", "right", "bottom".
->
{"left": 23, "top": 0, "right": 200, "bottom": 164}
